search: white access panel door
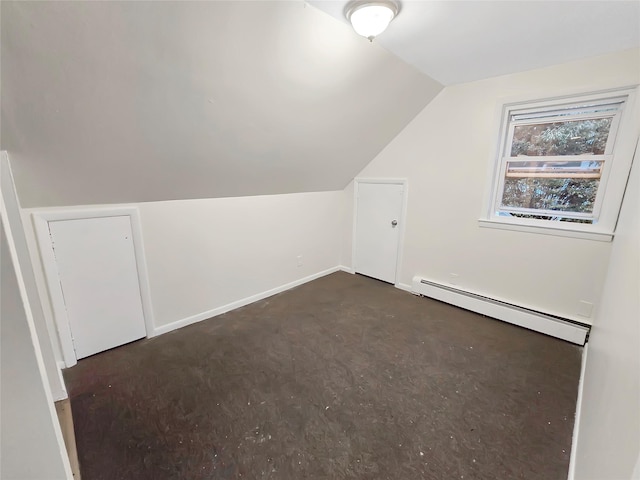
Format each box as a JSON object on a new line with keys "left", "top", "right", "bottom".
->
{"left": 48, "top": 216, "right": 146, "bottom": 359}
{"left": 354, "top": 182, "right": 404, "bottom": 284}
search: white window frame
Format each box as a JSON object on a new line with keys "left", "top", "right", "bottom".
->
{"left": 480, "top": 87, "right": 639, "bottom": 242}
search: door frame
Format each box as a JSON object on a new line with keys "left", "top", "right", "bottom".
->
{"left": 33, "top": 207, "right": 155, "bottom": 367}
{"left": 352, "top": 178, "right": 408, "bottom": 286}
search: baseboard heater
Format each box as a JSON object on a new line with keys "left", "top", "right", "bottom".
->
{"left": 411, "top": 276, "right": 590, "bottom": 345}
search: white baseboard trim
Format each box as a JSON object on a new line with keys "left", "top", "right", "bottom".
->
{"left": 567, "top": 342, "right": 589, "bottom": 480}
{"left": 339, "top": 265, "right": 355, "bottom": 274}
{"left": 412, "top": 276, "right": 589, "bottom": 345}
{"left": 51, "top": 389, "right": 68, "bottom": 402}
{"left": 152, "top": 266, "right": 342, "bottom": 337}
{"left": 51, "top": 361, "right": 68, "bottom": 401}
{"left": 395, "top": 282, "right": 413, "bottom": 293}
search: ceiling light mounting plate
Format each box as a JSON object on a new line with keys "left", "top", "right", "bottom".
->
{"left": 345, "top": 0, "right": 400, "bottom": 42}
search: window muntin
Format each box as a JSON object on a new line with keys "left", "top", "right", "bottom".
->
{"left": 493, "top": 96, "right": 627, "bottom": 225}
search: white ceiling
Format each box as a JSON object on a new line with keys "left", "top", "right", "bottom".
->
{"left": 1, "top": 1, "right": 441, "bottom": 207}
{"left": 3, "top": 1, "right": 638, "bottom": 207}
{"left": 309, "top": 0, "right": 640, "bottom": 85}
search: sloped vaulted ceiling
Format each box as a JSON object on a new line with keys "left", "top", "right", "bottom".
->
{"left": 1, "top": 1, "right": 442, "bottom": 208}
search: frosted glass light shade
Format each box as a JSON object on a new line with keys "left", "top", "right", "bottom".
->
{"left": 347, "top": 2, "right": 398, "bottom": 40}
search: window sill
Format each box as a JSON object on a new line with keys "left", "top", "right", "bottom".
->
{"left": 478, "top": 219, "right": 614, "bottom": 242}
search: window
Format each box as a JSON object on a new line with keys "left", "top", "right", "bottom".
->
{"left": 483, "top": 89, "right": 638, "bottom": 240}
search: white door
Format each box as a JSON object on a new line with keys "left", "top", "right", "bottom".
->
{"left": 354, "top": 182, "right": 404, "bottom": 284}
{"left": 48, "top": 216, "right": 146, "bottom": 359}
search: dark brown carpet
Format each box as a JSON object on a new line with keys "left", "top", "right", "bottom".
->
{"left": 64, "top": 272, "right": 582, "bottom": 480}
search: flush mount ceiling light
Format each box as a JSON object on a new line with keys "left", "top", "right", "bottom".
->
{"left": 345, "top": 1, "right": 399, "bottom": 42}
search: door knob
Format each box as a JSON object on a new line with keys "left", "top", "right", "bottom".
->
{"left": 391, "top": 220, "right": 398, "bottom": 227}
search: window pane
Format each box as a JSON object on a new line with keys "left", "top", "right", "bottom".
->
{"left": 501, "top": 177, "right": 599, "bottom": 214}
{"left": 510, "top": 117, "right": 612, "bottom": 156}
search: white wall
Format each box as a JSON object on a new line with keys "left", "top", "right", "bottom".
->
{"left": 137, "top": 191, "right": 343, "bottom": 329}
{"left": 343, "top": 49, "right": 640, "bottom": 323}
{"left": 24, "top": 190, "right": 344, "bottom": 358}
{"left": 573, "top": 146, "right": 640, "bottom": 479}
{"left": 1, "top": 154, "right": 66, "bottom": 400}
{"left": 1, "top": 219, "right": 71, "bottom": 479}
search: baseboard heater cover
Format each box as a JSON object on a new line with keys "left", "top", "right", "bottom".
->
{"left": 411, "top": 276, "right": 589, "bottom": 345}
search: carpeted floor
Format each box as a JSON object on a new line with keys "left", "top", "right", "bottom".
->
{"left": 64, "top": 272, "right": 582, "bottom": 480}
